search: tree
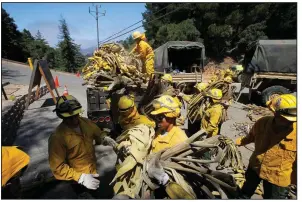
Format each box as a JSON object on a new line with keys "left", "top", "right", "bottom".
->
{"left": 20, "top": 29, "right": 35, "bottom": 59}
{"left": 2, "top": 8, "right": 26, "bottom": 61}
{"left": 142, "top": 3, "right": 297, "bottom": 58}
{"left": 57, "top": 17, "right": 85, "bottom": 72}
{"left": 31, "top": 30, "right": 50, "bottom": 60}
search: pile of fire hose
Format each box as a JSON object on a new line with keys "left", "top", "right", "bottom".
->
{"left": 112, "top": 125, "right": 250, "bottom": 199}
{"left": 81, "top": 43, "right": 147, "bottom": 89}
{"left": 187, "top": 80, "right": 232, "bottom": 124}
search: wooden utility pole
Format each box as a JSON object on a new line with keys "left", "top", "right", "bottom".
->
{"left": 89, "top": 4, "right": 106, "bottom": 48}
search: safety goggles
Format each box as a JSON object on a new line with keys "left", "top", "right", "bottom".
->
{"left": 153, "top": 114, "right": 166, "bottom": 122}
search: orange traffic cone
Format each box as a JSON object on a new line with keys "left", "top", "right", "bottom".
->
{"left": 63, "top": 85, "right": 69, "bottom": 96}
{"left": 76, "top": 71, "right": 80, "bottom": 78}
{"left": 54, "top": 76, "right": 60, "bottom": 88}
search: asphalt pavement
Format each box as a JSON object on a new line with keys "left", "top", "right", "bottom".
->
{"left": 2, "top": 60, "right": 88, "bottom": 114}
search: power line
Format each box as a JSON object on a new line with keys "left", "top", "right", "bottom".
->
{"left": 99, "top": 4, "right": 174, "bottom": 44}
{"left": 100, "top": 4, "right": 185, "bottom": 45}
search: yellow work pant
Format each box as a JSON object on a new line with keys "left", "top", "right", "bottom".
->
{"left": 143, "top": 56, "right": 154, "bottom": 76}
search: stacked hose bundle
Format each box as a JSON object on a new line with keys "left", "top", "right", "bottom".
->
{"left": 113, "top": 126, "right": 246, "bottom": 199}
{"left": 81, "top": 43, "right": 147, "bottom": 88}
{"left": 187, "top": 80, "right": 231, "bottom": 124}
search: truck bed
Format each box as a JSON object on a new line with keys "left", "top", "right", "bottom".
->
{"left": 253, "top": 72, "right": 297, "bottom": 80}
{"left": 172, "top": 73, "right": 203, "bottom": 83}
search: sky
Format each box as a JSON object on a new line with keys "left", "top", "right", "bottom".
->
{"left": 2, "top": 3, "right": 146, "bottom": 49}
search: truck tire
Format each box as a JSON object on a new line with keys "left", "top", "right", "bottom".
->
{"left": 261, "top": 85, "right": 290, "bottom": 106}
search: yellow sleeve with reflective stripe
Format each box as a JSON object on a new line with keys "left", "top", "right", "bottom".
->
{"left": 48, "top": 135, "right": 82, "bottom": 181}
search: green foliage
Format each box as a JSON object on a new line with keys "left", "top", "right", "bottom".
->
{"left": 2, "top": 8, "right": 26, "bottom": 61}
{"left": 142, "top": 3, "right": 297, "bottom": 57}
{"left": 57, "top": 17, "right": 85, "bottom": 73}
{"left": 2, "top": 8, "right": 85, "bottom": 72}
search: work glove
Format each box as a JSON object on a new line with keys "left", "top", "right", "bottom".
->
{"left": 147, "top": 153, "right": 170, "bottom": 186}
{"left": 102, "top": 136, "right": 117, "bottom": 148}
{"left": 78, "top": 173, "right": 100, "bottom": 190}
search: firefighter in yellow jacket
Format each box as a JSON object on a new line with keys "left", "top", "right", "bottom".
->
{"left": 236, "top": 94, "right": 296, "bottom": 199}
{"left": 118, "top": 95, "right": 155, "bottom": 131}
{"left": 150, "top": 95, "right": 188, "bottom": 153}
{"left": 48, "top": 95, "right": 117, "bottom": 195}
{"left": 2, "top": 146, "right": 30, "bottom": 199}
{"left": 201, "top": 88, "right": 224, "bottom": 138}
{"left": 130, "top": 31, "right": 154, "bottom": 76}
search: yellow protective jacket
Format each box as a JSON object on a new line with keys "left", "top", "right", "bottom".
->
{"left": 237, "top": 116, "right": 296, "bottom": 187}
{"left": 132, "top": 40, "right": 154, "bottom": 75}
{"left": 48, "top": 117, "right": 107, "bottom": 181}
{"left": 2, "top": 146, "right": 30, "bottom": 186}
{"left": 201, "top": 103, "right": 224, "bottom": 137}
{"left": 152, "top": 126, "right": 188, "bottom": 153}
{"left": 132, "top": 40, "right": 154, "bottom": 62}
{"left": 119, "top": 107, "right": 155, "bottom": 131}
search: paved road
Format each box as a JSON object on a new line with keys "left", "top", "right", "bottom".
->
{"left": 2, "top": 61, "right": 88, "bottom": 113}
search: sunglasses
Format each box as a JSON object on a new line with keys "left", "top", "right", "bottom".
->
{"left": 153, "top": 114, "right": 166, "bottom": 122}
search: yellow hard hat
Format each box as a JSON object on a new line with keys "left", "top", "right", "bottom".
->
{"left": 161, "top": 74, "right": 173, "bottom": 83}
{"left": 206, "top": 88, "right": 223, "bottom": 100}
{"left": 54, "top": 95, "right": 83, "bottom": 118}
{"left": 194, "top": 82, "right": 208, "bottom": 92}
{"left": 266, "top": 94, "right": 296, "bottom": 121}
{"left": 224, "top": 76, "right": 233, "bottom": 83}
{"left": 2, "top": 146, "right": 30, "bottom": 186}
{"left": 151, "top": 95, "right": 180, "bottom": 118}
{"left": 132, "top": 31, "right": 142, "bottom": 40}
{"left": 118, "top": 95, "right": 135, "bottom": 111}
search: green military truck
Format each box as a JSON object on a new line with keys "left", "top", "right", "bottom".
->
{"left": 238, "top": 40, "right": 297, "bottom": 105}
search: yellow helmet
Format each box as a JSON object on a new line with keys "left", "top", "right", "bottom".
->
{"left": 206, "top": 88, "right": 223, "bottom": 101}
{"left": 54, "top": 95, "right": 83, "bottom": 118}
{"left": 132, "top": 31, "right": 142, "bottom": 40}
{"left": 224, "top": 76, "right": 233, "bottom": 83}
{"left": 151, "top": 95, "right": 181, "bottom": 118}
{"left": 118, "top": 95, "right": 135, "bottom": 111}
{"left": 266, "top": 94, "right": 296, "bottom": 121}
{"left": 161, "top": 74, "right": 173, "bottom": 83}
{"left": 194, "top": 82, "right": 208, "bottom": 92}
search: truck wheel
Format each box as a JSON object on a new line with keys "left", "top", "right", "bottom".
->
{"left": 261, "top": 85, "right": 290, "bottom": 106}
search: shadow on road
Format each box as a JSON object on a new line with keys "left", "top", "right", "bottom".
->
{"left": 2, "top": 69, "right": 26, "bottom": 80}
